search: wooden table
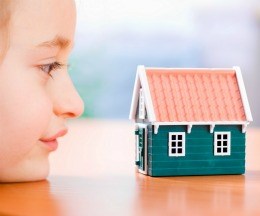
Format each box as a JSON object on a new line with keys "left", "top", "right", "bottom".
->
{"left": 1, "top": 119, "right": 260, "bottom": 216}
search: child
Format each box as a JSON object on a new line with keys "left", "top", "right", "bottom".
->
{"left": 0, "top": 0, "right": 84, "bottom": 182}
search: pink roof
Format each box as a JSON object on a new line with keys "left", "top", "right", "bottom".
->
{"left": 146, "top": 68, "right": 246, "bottom": 122}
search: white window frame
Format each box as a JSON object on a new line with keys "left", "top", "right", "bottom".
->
{"left": 168, "top": 132, "right": 185, "bottom": 157}
{"left": 139, "top": 88, "right": 145, "bottom": 119}
{"left": 214, "top": 132, "right": 231, "bottom": 156}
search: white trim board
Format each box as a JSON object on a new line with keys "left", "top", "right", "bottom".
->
{"left": 233, "top": 66, "right": 253, "bottom": 122}
{"left": 129, "top": 67, "right": 141, "bottom": 120}
{"left": 152, "top": 121, "right": 250, "bottom": 134}
{"left": 129, "top": 65, "right": 156, "bottom": 122}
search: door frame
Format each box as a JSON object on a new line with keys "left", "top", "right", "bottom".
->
{"left": 135, "top": 123, "right": 148, "bottom": 175}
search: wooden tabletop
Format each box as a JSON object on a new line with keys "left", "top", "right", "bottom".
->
{"left": 0, "top": 119, "right": 260, "bottom": 216}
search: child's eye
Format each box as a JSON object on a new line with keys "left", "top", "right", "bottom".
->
{"left": 38, "top": 62, "right": 65, "bottom": 78}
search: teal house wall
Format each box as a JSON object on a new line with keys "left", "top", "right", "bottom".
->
{"left": 147, "top": 124, "right": 246, "bottom": 177}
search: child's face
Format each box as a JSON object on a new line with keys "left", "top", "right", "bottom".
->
{"left": 0, "top": 0, "right": 84, "bottom": 182}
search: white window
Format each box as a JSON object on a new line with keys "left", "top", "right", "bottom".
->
{"left": 135, "top": 132, "right": 139, "bottom": 163}
{"left": 139, "top": 88, "right": 145, "bottom": 119}
{"left": 168, "top": 132, "right": 185, "bottom": 156}
{"left": 214, "top": 132, "right": 231, "bottom": 156}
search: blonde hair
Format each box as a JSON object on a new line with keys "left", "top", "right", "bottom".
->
{"left": 0, "top": 0, "right": 12, "bottom": 63}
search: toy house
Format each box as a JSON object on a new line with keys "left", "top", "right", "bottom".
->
{"left": 129, "top": 66, "right": 253, "bottom": 176}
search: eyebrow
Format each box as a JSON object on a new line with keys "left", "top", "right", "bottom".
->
{"left": 36, "top": 35, "right": 72, "bottom": 49}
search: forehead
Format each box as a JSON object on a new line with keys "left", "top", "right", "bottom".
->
{"left": 9, "top": 0, "right": 76, "bottom": 49}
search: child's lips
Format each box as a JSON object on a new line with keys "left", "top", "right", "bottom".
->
{"left": 39, "top": 129, "right": 68, "bottom": 151}
{"left": 40, "top": 139, "right": 59, "bottom": 151}
{"left": 40, "top": 129, "right": 68, "bottom": 142}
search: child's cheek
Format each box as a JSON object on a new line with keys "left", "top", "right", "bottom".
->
{"left": 0, "top": 75, "right": 52, "bottom": 162}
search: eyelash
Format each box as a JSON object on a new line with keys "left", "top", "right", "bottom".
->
{"left": 38, "top": 62, "right": 66, "bottom": 78}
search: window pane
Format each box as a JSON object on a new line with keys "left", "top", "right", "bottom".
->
{"left": 223, "top": 147, "right": 228, "bottom": 153}
{"left": 217, "top": 134, "right": 222, "bottom": 139}
{"left": 217, "top": 141, "right": 221, "bottom": 146}
{"left": 169, "top": 133, "right": 185, "bottom": 156}
{"left": 217, "top": 148, "right": 222, "bottom": 153}
{"left": 223, "top": 141, "right": 227, "bottom": 146}
{"left": 223, "top": 134, "right": 228, "bottom": 139}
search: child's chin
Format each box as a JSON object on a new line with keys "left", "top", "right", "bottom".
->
{"left": 0, "top": 159, "right": 50, "bottom": 183}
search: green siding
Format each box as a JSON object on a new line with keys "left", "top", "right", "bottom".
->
{"left": 147, "top": 125, "right": 246, "bottom": 176}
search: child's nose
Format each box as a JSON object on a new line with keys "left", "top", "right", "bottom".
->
{"left": 53, "top": 76, "right": 84, "bottom": 119}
